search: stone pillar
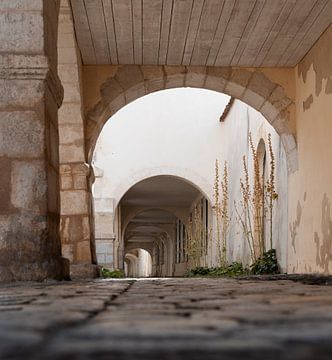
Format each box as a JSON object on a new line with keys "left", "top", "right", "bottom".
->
{"left": 59, "top": 163, "right": 96, "bottom": 275}
{"left": 0, "top": 0, "right": 69, "bottom": 281}
{"left": 57, "top": 0, "right": 96, "bottom": 278}
{"left": 94, "top": 197, "right": 116, "bottom": 268}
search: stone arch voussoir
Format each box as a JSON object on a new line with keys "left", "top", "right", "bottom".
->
{"left": 86, "top": 65, "right": 298, "bottom": 173}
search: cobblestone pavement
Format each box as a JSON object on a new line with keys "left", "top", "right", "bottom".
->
{"left": 0, "top": 277, "right": 332, "bottom": 360}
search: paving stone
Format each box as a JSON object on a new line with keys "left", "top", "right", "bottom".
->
{"left": 0, "top": 277, "right": 331, "bottom": 359}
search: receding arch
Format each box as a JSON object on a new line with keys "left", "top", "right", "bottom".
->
{"left": 85, "top": 65, "right": 297, "bottom": 173}
{"left": 121, "top": 207, "right": 187, "bottom": 235}
{"left": 113, "top": 170, "right": 213, "bottom": 210}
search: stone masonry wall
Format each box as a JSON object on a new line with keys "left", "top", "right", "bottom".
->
{"left": 57, "top": 0, "right": 96, "bottom": 277}
{"left": 0, "top": 0, "right": 68, "bottom": 281}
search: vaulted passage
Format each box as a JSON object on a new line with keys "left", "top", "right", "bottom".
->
{"left": 91, "top": 87, "right": 289, "bottom": 277}
{"left": 1, "top": 1, "right": 332, "bottom": 359}
{"left": 1, "top": 1, "right": 331, "bottom": 281}
{"left": 121, "top": 176, "right": 206, "bottom": 277}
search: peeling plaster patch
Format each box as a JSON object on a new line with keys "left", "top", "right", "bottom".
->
{"left": 290, "top": 201, "right": 302, "bottom": 253}
{"left": 303, "top": 94, "right": 313, "bottom": 111}
{"left": 297, "top": 26, "right": 332, "bottom": 97}
{"left": 314, "top": 194, "right": 332, "bottom": 273}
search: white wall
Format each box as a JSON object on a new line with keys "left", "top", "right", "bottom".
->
{"left": 93, "top": 88, "right": 230, "bottom": 204}
{"left": 218, "top": 102, "right": 288, "bottom": 270}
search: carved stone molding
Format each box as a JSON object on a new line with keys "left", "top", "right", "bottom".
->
{"left": 0, "top": 54, "right": 64, "bottom": 107}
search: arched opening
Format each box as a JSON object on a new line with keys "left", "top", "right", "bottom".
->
{"left": 85, "top": 66, "right": 297, "bottom": 176}
{"left": 124, "top": 248, "right": 152, "bottom": 278}
{"left": 118, "top": 175, "right": 211, "bottom": 277}
{"left": 91, "top": 87, "right": 288, "bottom": 276}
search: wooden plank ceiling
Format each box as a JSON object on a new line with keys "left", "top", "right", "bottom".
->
{"left": 70, "top": 0, "right": 332, "bottom": 67}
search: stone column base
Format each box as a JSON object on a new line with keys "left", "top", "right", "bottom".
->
{"left": 0, "top": 257, "right": 70, "bottom": 283}
{"left": 70, "top": 263, "right": 100, "bottom": 280}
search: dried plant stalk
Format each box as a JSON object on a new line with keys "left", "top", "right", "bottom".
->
{"left": 266, "top": 133, "right": 278, "bottom": 250}
{"left": 220, "top": 161, "right": 229, "bottom": 266}
{"left": 237, "top": 155, "right": 255, "bottom": 262}
{"left": 213, "top": 159, "right": 222, "bottom": 265}
{"left": 185, "top": 201, "right": 210, "bottom": 268}
{"left": 237, "top": 132, "right": 278, "bottom": 264}
{"left": 249, "top": 133, "right": 265, "bottom": 257}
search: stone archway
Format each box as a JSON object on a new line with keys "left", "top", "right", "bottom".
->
{"left": 113, "top": 170, "right": 213, "bottom": 211}
{"left": 84, "top": 65, "right": 297, "bottom": 174}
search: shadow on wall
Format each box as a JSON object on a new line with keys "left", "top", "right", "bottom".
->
{"left": 314, "top": 194, "right": 332, "bottom": 274}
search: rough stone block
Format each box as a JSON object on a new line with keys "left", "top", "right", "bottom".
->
{"left": 47, "top": 121, "right": 60, "bottom": 169}
{"left": 0, "top": 158, "right": 12, "bottom": 214}
{"left": 105, "top": 254, "right": 113, "bottom": 264}
{"left": 61, "top": 190, "right": 88, "bottom": 215}
{"left": 205, "top": 67, "right": 231, "bottom": 93}
{"left": 97, "top": 253, "right": 106, "bottom": 264}
{"left": 243, "top": 71, "right": 277, "bottom": 110}
{"left": 0, "top": 80, "right": 43, "bottom": 109}
{"left": 242, "top": 88, "right": 265, "bottom": 111}
{"left": 271, "top": 111, "right": 292, "bottom": 136}
{"left": 47, "top": 165, "right": 60, "bottom": 213}
{"left": 58, "top": 63, "right": 80, "bottom": 84}
{"left": 0, "top": 1, "right": 42, "bottom": 10}
{"left": 144, "top": 78, "right": 165, "bottom": 93}
{"left": 260, "top": 86, "right": 293, "bottom": 122}
{"left": 82, "top": 216, "right": 90, "bottom": 240}
{"left": 0, "top": 112, "right": 43, "bottom": 158}
{"left": 115, "top": 66, "right": 143, "bottom": 91}
{"left": 59, "top": 124, "right": 84, "bottom": 145}
{"left": 0, "top": 12, "right": 43, "bottom": 53}
{"left": 124, "top": 84, "right": 146, "bottom": 104}
{"left": 96, "top": 242, "right": 113, "bottom": 254}
{"left": 58, "top": 103, "right": 83, "bottom": 125}
{"left": 185, "top": 66, "right": 206, "bottom": 88}
{"left": 141, "top": 65, "right": 164, "bottom": 81}
{"left": 73, "top": 173, "right": 87, "bottom": 190}
{"left": 57, "top": 46, "right": 78, "bottom": 64}
{"left": 62, "top": 82, "right": 81, "bottom": 103}
{"left": 60, "top": 173, "right": 73, "bottom": 190}
{"left": 100, "top": 78, "right": 123, "bottom": 102}
{"left": 59, "top": 143, "right": 85, "bottom": 163}
{"left": 76, "top": 240, "right": 92, "bottom": 262}
{"left": 58, "top": 20, "right": 74, "bottom": 36}
{"left": 224, "top": 70, "right": 252, "bottom": 99}
{"left": 58, "top": 33, "right": 76, "bottom": 49}
{"left": 108, "top": 94, "right": 126, "bottom": 116}
{"left": 164, "top": 66, "right": 186, "bottom": 89}
{"left": 70, "top": 263, "right": 99, "bottom": 279}
{"left": 11, "top": 160, "right": 47, "bottom": 212}
{"left": 62, "top": 243, "right": 74, "bottom": 262}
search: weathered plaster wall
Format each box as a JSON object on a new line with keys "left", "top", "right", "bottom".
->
{"left": 219, "top": 101, "right": 288, "bottom": 271}
{"left": 288, "top": 25, "right": 332, "bottom": 274}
